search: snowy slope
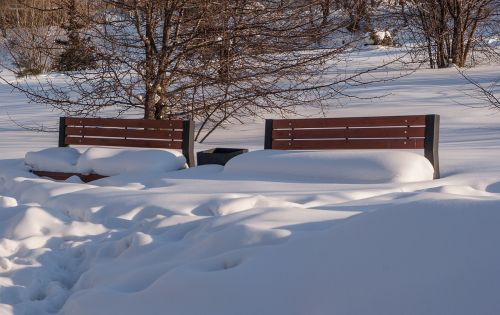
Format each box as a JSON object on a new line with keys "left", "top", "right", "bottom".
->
{"left": 1, "top": 49, "right": 500, "bottom": 315}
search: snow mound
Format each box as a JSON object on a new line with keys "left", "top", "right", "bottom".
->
{"left": 24, "top": 147, "right": 187, "bottom": 177}
{"left": 25, "top": 147, "right": 81, "bottom": 173}
{"left": 76, "top": 148, "right": 187, "bottom": 176}
{"left": 0, "top": 196, "right": 17, "bottom": 207}
{"left": 224, "top": 150, "right": 434, "bottom": 183}
{"left": 1, "top": 206, "right": 64, "bottom": 240}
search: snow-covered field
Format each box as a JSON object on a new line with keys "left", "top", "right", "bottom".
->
{"left": 1, "top": 49, "right": 500, "bottom": 315}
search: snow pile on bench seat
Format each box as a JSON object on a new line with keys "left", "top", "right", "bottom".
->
{"left": 224, "top": 150, "right": 434, "bottom": 183}
{"left": 76, "top": 147, "right": 187, "bottom": 176}
{"left": 24, "top": 147, "right": 186, "bottom": 176}
{"left": 24, "top": 147, "right": 81, "bottom": 173}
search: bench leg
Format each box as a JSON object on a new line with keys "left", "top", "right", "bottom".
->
{"left": 424, "top": 114, "right": 440, "bottom": 179}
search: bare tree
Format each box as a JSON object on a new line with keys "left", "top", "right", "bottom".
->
{"left": 402, "top": 0, "right": 498, "bottom": 68}
{"left": 0, "top": 0, "right": 64, "bottom": 76}
{"left": 1, "top": 0, "right": 408, "bottom": 141}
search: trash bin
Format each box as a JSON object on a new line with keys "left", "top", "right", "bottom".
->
{"left": 197, "top": 148, "right": 248, "bottom": 166}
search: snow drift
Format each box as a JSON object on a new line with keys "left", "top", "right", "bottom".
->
{"left": 59, "top": 197, "right": 500, "bottom": 315}
{"left": 224, "top": 150, "right": 434, "bottom": 183}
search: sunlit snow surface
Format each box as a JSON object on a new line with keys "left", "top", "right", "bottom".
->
{"left": 1, "top": 49, "right": 500, "bottom": 315}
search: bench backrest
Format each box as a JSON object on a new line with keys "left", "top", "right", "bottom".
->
{"left": 264, "top": 115, "right": 440, "bottom": 179}
{"left": 59, "top": 117, "right": 195, "bottom": 166}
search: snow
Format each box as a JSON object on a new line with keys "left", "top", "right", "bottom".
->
{"left": 25, "top": 147, "right": 81, "bottom": 173}
{"left": 225, "top": 149, "right": 434, "bottom": 183}
{"left": 0, "top": 197, "right": 17, "bottom": 208}
{"left": 62, "top": 197, "right": 500, "bottom": 315}
{"left": 24, "top": 147, "right": 434, "bottom": 183}
{"left": 75, "top": 147, "right": 187, "bottom": 176}
{"left": 24, "top": 147, "right": 187, "bottom": 176}
{"left": 0, "top": 48, "right": 500, "bottom": 315}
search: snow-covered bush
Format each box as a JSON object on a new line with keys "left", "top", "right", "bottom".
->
{"left": 367, "top": 30, "right": 393, "bottom": 46}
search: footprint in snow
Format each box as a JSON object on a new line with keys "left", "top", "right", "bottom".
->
{"left": 190, "top": 254, "right": 244, "bottom": 272}
{"left": 0, "top": 257, "right": 12, "bottom": 271}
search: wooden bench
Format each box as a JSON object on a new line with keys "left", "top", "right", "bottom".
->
{"left": 32, "top": 117, "right": 195, "bottom": 182}
{"left": 264, "top": 115, "right": 440, "bottom": 179}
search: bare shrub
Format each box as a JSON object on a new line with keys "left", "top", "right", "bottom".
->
{"left": 402, "top": 0, "right": 499, "bottom": 68}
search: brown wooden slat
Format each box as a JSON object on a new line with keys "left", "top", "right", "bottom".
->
{"left": 65, "top": 127, "right": 183, "bottom": 140}
{"left": 65, "top": 137, "right": 183, "bottom": 149}
{"left": 273, "top": 127, "right": 425, "bottom": 140}
{"left": 272, "top": 116, "right": 426, "bottom": 129}
{"left": 272, "top": 138, "right": 424, "bottom": 150}
{"left": 65, "top": 117, "right": 183, "bottom": 129}
{"left": 32, "top": 171, "right": 107, "bottom": 182}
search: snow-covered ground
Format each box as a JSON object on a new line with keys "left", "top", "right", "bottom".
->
{"left": 1, "top": 49, "right": 500, "bottom": 315}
